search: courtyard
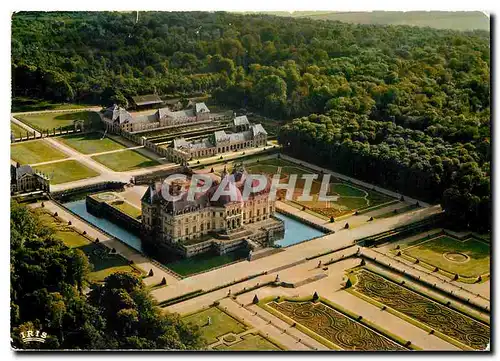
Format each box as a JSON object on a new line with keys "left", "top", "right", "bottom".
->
{"left": 34, "top": 160, "right": 100, "bottom": 184}
{"left": 182, "top": 306, "right": 281, "bottom": 350}
{"left": 15, "top": 110, "right": 101, "bottom": 131}
{"left": 11, "top": 139, "right": 68, "bottom": 164}
{"left": 11, "top": 122, "right": 29, "bottom": 138}
{"left": 92, "top": 149, "right": 159, "bottom": 172}
{"left": 400, "top": 234, "right": 490, "bottom": 279}
{"left": 56, "top": 132, "right": 127, "bottom": 154}
{"left": 245, "top": 158, "right": 395, "bottom": 219}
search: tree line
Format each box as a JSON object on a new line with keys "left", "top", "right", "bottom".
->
{"left": 10, "top": 201, "right": 202, "bottom": 349}
{"left": 11, "top": 11, "right": 490, "bottom": 230}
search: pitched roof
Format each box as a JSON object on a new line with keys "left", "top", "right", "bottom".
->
{"left": 214, "top": 130, "right": 231, "bottom": 143}
{"left": 233, "top": 115, "right": 250, "bottom": 127}
{"left": 195, "top": 102, "right": 210, "bottom": 114}
{"left": 104, "top": 105, "right": 134, "bottom": 124}
{"left": 16, "top": 165, "right": 34, "bottom": 179}
{"left": 251, "top": 124, "right": 268, "bottom": 137}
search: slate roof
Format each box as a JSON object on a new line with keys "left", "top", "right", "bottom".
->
{"left": 251, "top": 123, "right": 268, "bottom": 137}
{"left": 104, "top": 105, "right": 134, "bottom": 124}
{"left": 195, "top": 102, "right": 210, "bottom": 114}
{"left": 233, "top": 115, "right": 249, "bottom": 127}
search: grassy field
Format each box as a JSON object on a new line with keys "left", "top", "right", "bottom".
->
{"left": 182, "top": 307, "right": 247, "bottom": 345}
{"left": 56, "top": 132, "right": 127, "bottom": 154}
{"left": 34, "top": 160, "right": 99, "bottom": 184}
{"left": 16, "top": 111, "right": 101, "bottom": 131}
{"left": 12, "top": 97, "right": 96, "bottom": 113}
{"left": 11, "top": 140, "right": 68, "bottom": 164}
{"left": 34, "top": 209, "right": 139, "bottom": 282}
{"left": 165, "top": 248, "right": 247, "bottom": 277}
{"left": 110, "top": 200, "right": 141, "bottom": 219}
{"left": 11, "top": 122, "right": 31, "bottom": 139}
{"left": 257, "top": 11, "right": 490, "bottom": 31}
{"left": 92, "top": 149, "right": 159, "bottom": 172}
{"left": 245, "top": 158, "right": 394, "bottom": 218}
{"left": 214, "top": 333, "right": 281, "bottom": 351}
{"left": 403, "top": 235, "right": 490, "bottom": 277}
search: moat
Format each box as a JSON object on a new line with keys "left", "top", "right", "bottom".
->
{"left": 64, "top": 199, "right": 326, "bottom": 275}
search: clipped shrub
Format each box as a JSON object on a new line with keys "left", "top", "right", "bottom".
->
{"left": 148, "top": 269, "right": 154, "bottom": 277}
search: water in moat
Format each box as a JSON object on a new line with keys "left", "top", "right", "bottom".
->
{"left": 273, "top": 212, "right": 325, "bottom": 247}
{"left": 64, "top": 199, "right": 326, "bottom": 274}
{"left": 64, "top": 199, "right": 144, "bottom": 252}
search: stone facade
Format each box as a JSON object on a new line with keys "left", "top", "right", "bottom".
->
{"left": 166, "top": 123, "right": 268, "bottom": 163}
{"left": 102, "top": 102, "right": 212, "bottom": 134}
{"left": 141, "top": 164, "right": 283, "bottom": 257}
{"left": 10, "top": 164, "right": 50, "bottom": 194}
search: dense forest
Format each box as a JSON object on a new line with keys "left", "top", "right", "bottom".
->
{"left": 11, "top": 11, "right": 490, "bottom": 230}
{"left": 10, "top": 202, "right": 202, "bottom": 349}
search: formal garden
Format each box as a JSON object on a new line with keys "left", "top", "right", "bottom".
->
{"left": 396, "top": 233, "right": 490, "bottom": 281}
{"left": 56, "top": 132, "right": 127, "bottom": 154}
{"left": 11, "top": 139, "right": 68, "bottom": 164}
{"left": 182, "top": 306, "right": 281, "bottom": 350}
{"left": 91, "top": 149, "right": 160, "bottom": 172}
{"left": 34, "top": 160, "right": 100, "bottom": 184}
{"left": 11, "top": 122, "right": 29, "bottom": 139}
{"left": 245, "top": 158, "right": 396, "bottom": 219}
{"left": 346, "top": 268, "right": 490, "bottom": 350}
{"left": 15, "top": 110, "right": 101, "bottom": 131}
{"left": 264, "top": 296, "right": 408, "bottom": 351}
{"left": 33, "top": 208, "right": 141, "bottom": 282}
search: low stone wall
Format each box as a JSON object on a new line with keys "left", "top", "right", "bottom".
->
{"left": 274, "top": 208, "right": 332, "bottom": 234}
{"left": 86, "top": 195, "right": 142, "bottom": 235}
{"left": 132, "top": 165, "right": 188, "bottom": 185}
{"left": 51, "top": 181, "right": 126, "bottom": 202}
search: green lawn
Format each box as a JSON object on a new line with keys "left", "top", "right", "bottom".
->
{"left": 33, "top": 209, "right": 139, "bottom": 282}
{"left": 16, "top": 111, "right": 101, "bottom": 131}
{"left": 182, "top": 307, "right": 247, "bottom": 345}
{"left": 56, "top": 132, "right": 126, "bottom": 154}
{"left": 246, "top": 158, "right": 394, "bottom": 218}
{"left": 165, "top": 248, "right": 247, "bottom": 277}
{"left": 34, "top": 160, "right": 99, "bottom": 184}
{"left": 11, "top": 140, "right": 68, "bottom": 164}
{"left": 11, "top": 122, "right": 31, "bottom": 139}
{"left": 92, "top": 149, "right": 159, "bottom": 172}
{"left": 12, "top": 97, "right": 95, "bottom": 113}
{"left": 214, "top": 333, "right": 281, "bottom": 351}
{"left": 110, "top": 201, "right": 141, "bottom": 219}
{"left": 332, "top": 183, "right": 366, "bottom": 197}
{"left": 403, "top": 235, "right": 490, "bottom": 277}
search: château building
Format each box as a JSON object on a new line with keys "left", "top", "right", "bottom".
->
{"left": 10, "top": 164, "right": 50, "bottom": 194}
{"left": 165, "top": 120, "right": 268, "bottom": 163}
{"left": 102, "top": 102, "right": 212, "bottom": 133}
{"left": 141, "top": 164, "right": 283, "bottom": 257}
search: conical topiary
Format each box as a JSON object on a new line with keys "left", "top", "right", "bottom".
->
{"left": 330, "top": 216, "right": 335, "bottom": 223}
{"left": 253, "top": 294, "right": 259, "bottom": 304}
{"left": 312, "top": 291, "right": 319, "bottom": 302}
{"left": 344, "top": 223, "right": 349, "bottom": 229}
{"left": 148, "top": 269, "right": 154, "bottom": 277}
{"left": 160, "top": 277, "right": 167, "bottom": 285}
